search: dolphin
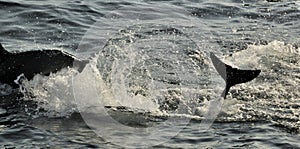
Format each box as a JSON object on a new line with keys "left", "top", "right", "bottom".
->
{"left": 210, "top": 52, "right": 261, "bottom": 99}
{"left": 0, "top": 43, "right": 88, "bottom": 88}
{"left": 0, "top": 42, "right": 260, "bottom": 97}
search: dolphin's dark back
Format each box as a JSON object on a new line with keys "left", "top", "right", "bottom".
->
{"left": 210, "top": 52, "right": 261, "bottom": 99}
{"left": 0, "top": 43, "right": 88, "bottom": 87}
{"left": 0, "top": 43, "right": 11, "bottom": 63}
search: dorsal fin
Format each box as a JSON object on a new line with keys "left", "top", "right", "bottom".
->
{"left": 210, "top": 52, "right": 261, "bottom": 99}
{"left": 0, "top": 43, "right": 11, "bottom": 56}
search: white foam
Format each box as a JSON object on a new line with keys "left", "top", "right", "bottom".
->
{"left": 20, "top": 40, "right": 300, "bottom": 126}
{"left": 20, "top": 68, "right": 79, "bottom": 117}
{"left": 225, "top": 40, "right": 299, "bottom": 69}
{"left": 217, "top": 41, "right": 300, "bottom": 129}
{"left": 73, "top": 55, "right": 161, "bottom": 114}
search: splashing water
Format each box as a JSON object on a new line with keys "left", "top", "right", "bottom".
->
{"left": 217, "top": 40, "right": 300, "bottom": 132}
{"left": 17, "top": 68, "right": 79, "bottom": 117}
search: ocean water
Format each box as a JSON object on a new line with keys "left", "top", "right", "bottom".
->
{"left": 0, "top": 0, "right": 300, "bottom": 148}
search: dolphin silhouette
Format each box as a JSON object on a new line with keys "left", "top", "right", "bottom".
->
{"left": 0, "top": 42, "right": 260, "bottom": 97}
{"left": 0, "top": 43, "right": 88, "bottom": 87}
{"left": 210, "top": 52, "right": 261, "bottom": 99}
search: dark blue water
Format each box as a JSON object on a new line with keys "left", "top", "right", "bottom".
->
{"left": 0, "top": 0, "right": 300, "bottom": 148}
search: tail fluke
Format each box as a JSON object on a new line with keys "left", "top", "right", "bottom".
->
{"left": 210, "top": 52, "right": 261, "bottom": 99}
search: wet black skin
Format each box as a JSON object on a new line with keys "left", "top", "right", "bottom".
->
{"left": 210, "top": 52, "right": 261, "bottom": 99}
{"left": 0, "top": 43, "right": 87, "bottom": 87}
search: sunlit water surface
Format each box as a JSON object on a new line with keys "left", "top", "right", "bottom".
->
{"left": 0, "top": 0, "right": 300, "bottom": 148}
